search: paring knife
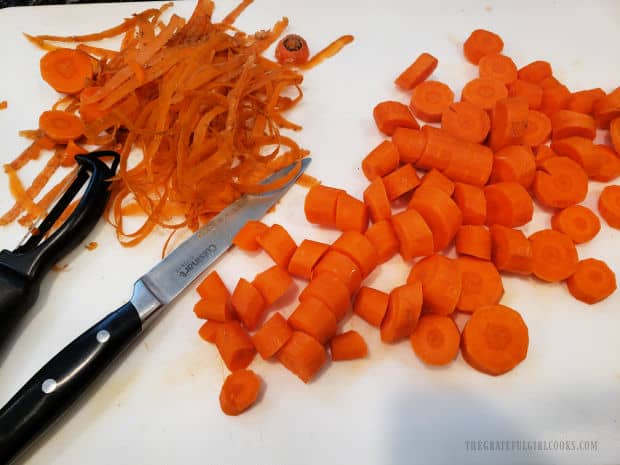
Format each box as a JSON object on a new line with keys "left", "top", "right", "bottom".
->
{"left": 0, "top": 158, "right": 310, "bottom": 465}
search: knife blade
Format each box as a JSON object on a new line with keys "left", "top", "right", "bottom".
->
{"left": 0, "top": 158, "right": 310, "bottom": 465}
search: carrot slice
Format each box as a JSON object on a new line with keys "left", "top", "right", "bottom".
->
{"left": 567, "top": 258, "right": 617, "bottom": 304}
{"left": 332, "top": 231, "right": 379, "bottom": 278}
{"left": 194, "top": 298, "right": 234, "bottom": 322}
{"left": 440, "top": 101, "right": 490, "bottom": 144}
{"left": 463, "top": 29, "right": 504, "bottom": 65}
{"left": 590, "top": 144, "right": 620, "bottom": 182}
{"left": 415, "top": 125, "right": 454, "bottom": 171}
{"left": 456, "top": 257, "right": 504, "bottom": 313}
{"left": 567, "top": 88, "right": 606, "bottom": 115}
{"left": 508, "top": 79, "right": 543, "bottom": 110}
{"left": 299, "top": 273, "right": 350, "bottom": 321}
{"left": 381, "top": 282, "right": 423, "bottom": 343}
{"left": 518, "top": 60, "right": 552, "bottom": 83}
{"left": 534, "top": 145, "right": 558, "bottom": 168}
{"left": 331, "top": 330, "right": 368, "bottom": 361}
{"left": 533, "top": 156, "right": 588, "bottom": 208}
{"left": 219, "top": 369, "right": 261, "bottom": 416}
{"left": 39, "top": 110, "right": 84, "bottom": 143}
{"left": 196, "top": 270, "right": 230, "bottom": 302}
{"left": 529, "top": 229, "right": 578, "bottom": 282}
{"left": 408, "top": 185, "right": 462, "bottom": 251}
{"left": 365, "top": 219, "right": 400, "bottom": 263}
{"left": 395, "top": 52, "right": 438, "bottom": 90}
{"left": 456, "top": 225, "right": 491, "bottom": 260}
{"left": 353, "top": 286, "right": 389, "bottom": 327}
{"left": 304, "top": 185, "right": 344, "bottom": 227}
{"left": 287, "top": 239, "right": 329, "bottom": 280}
{"left": 551, "top": 205, "right": 600, "bottom": 244}
{"left": 490, "top": 145, "right": 536, "bottom": 188}
{"left": 410, "top": 81, "right": 454, "bottom": 122}
{"left": 484, "top": 182, "right": 533, "bottom": 227}
{"left": 382, "top": 163, "right": 421, "bottom": 200}
{"left": 391, "top": 127, "right": 427, "bottom": 164}
{"left": 478, "top": 53, "right": 517, "bottom": 84}
{"left": 410, "top": 314, "right": 460, "bottom": 366}
{"left": 231, "top": 278, "right": 266, "bottom": 330}
{"left": 278, "top": 331, "right": 327, "bottom": 383}
{"left": 522, "top": 110, "right": 552, "bottom": 147}
{"left": 233, "top": 220, "right": 269, "bottom": 251}
{"left": 373, "top": 101, "right": 419, "bottom": 136}
{"left": 257, "top": 224, "right": 297, "bottom": 268}
{"left": 611, "top": 117, "right": 620, "bottom": 155}
{"left": 551, "top": 110, "right": 596, "bottom": 140}
{"left": 288, "top": 297, "right": 338, "bottom": 344}
{"left": 391, "top": 209, "right": 434, "bottom": 260}
{"left": 407, "top": 254, "right": 461, "bottom": 315}
{"left": 252, "top": 312, "right": 293, "bottom": 359}
{"left": 593, "top": 87, "right": 620, "bottom": 128}
{"left": 419, "top": 168, "right": 455, "bottom": 196}
{"left": 489, "top": 97, "right": 528, "bottom": 151}
{"left": 313, "top": 250, "right": 362, "bottom": 295}
{"left": 215, "top": 321, "right": 256, "bottom": 371}
{"left": 40, "top": 48, "right": 93, "bottom": 94}
{"left": 461, "top": 305, "right": 528, "bottom": 375}
{"left": 363, "top": 178, "right": 392, "bottom": 223}
{"left": 275, "top": 34, "right": 309, "bottom": 65}
{"left": 252, "top": 265, "right": 293, "bottom": 306}
{"left": 198, "top": 320, "right": 224, "bottom": 344}
{"left": 550, "top": 136, "right": 600, "bottom": 178}
{"left": 0, "top": 101, "right": 7, "bottom": 110}
{"left": 335, "top": 192, "right": 369, "bottom": 233}
{"left": 598, "top": 185, "right": 620, "bottom": 229}
{"left": 540, "top": 84, "right": 571, "bottom": 117}
{"left": 489, "top": 224, "right": 533, "bottom": 275}
{"left": 461, "top": 77, "right": 508, "bottom": 111}
{"left": 362, "top": 140, "right": 400, "bottom": 181}
{"left": 453, "top": 182, "right": 486, "bottom": 225}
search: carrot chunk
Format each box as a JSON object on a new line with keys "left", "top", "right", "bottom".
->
{"left": 551, "top": 137, "right": 600, "bottom": 177}
{"left": 257, "top": 224, "right": 297, "bottom": 268}
{"left": 440, "top": 101, "right": 490, "bottom": 144}
{"left": 418, "top": 168, "right": 455, "bottom": 196}
{"left": 551, "top": 205, "right": 600, "bottom": 244}
{"left": 353, "top": 286, "right": 389, "bottom": 327}
{"left": 489, "top": 97, "right": 528, "bottom": 151}
{"left": 363, "top": 178, "right": 392, "bottom": 222}
{"left": 314, "top": 250, "right": 363, "bottom": 295}
{"left": 373, "top": 101, "right": 419, "bottom": 136}
{"left": 590, "top": 145, "right": 620, "bottom": 182}
{"left": 407, "top": 254, "right": 461, "bottom": 315}
{"left": 196, "top": 270, "right": 230, "bottom": 302}
{"left": 508, "top": 80, "right": 543, "bottom": 110}
{"left": 453, "top": 182, "right": 486, "bottom": 225}
{"left": 410, "top": 314, "right": 460, "bottom": 366}
{"left": 463, "top": 29, "right": 504, "bottom": 65}
{"left": 490, "top": 145, "right": 536, "bottom": 188}
{"left": 39, "top": 110, "right": 84, "bottom": 143}
{"left": 395, "top": 52, "right": 438, "bottom": 90}
{"left": 598, "top": 185, "right": 620, "bottom": 229}
{"left": 567, "top": 88, "right": 605, "bottom": 115}
{"left": 332, "top": 231, "right": 379, "bottom": 278}
{"left": 478, "top": 53, "right": 517, "bottom": 84}
{"left": 567, "top": 258, "right": 617, "bottom": 304}
{"left": 410, "top": 81, "right": 454, "bottom": 122}
{"left": 551, "top": 110, "right": 596, "bottom": 140}
{"left": 288, "top": 297, "right": 338, "bottom": 344}
{"left": 540, "top": 84, "right": 571, "bottom": 117}
{"left": 489, "top": 225, "right": 532, "bottom": 275}
{"left": 331, "top": 331, "right": 368, "bottom": 361}
{"left": 304, "top": 185, "right": 344, "bottom": 227}
{"left": 518, "top": 60, "right": 552, "bottom": 83}
{"left": 391, "top": 209, "right": 434, "bottom": 260}
{"left": 299, "top": 273, "right": 350, "bottom": 321}
{"left": 362, "top": 140, "right": 400, "bottom": 181}
{"left": 456, "top": 257, "right": 504, "bottom": 313}
{"left": 533, "top": 156, "right": 588, "bottom": 209}
{"left": 461, "top": 77, "right": 508, "bottom": 111}
{"left": 484, "top": 182, "right": 533, "bottom": 227}
{"left": 593, "top": 87, "right": 620, "bottom": 128}
{"left": 522, "top": 110, "right": 552, "bottom": 147}
{"left": 381, "top": 282, "right": 423, "bottom": 343}
{"left": 252, "top": 265, "right": 293, "bottom": 306}
{"left": 456, "top": 225, "right": 491, "bottom": 260}
{"left": 231, "top": 278, "right": 266, "bottom": 330}
{"left": 219, "top": 369, "right": 261, "bottom": 416}
{"left": 529, "top": 229, "right": 578, "bottom": 282}
{"left": 233, "top": 220, "right": 268, "bottom": 251}
{"left": 198, "top": 320, "right": 224, "bottom": 344}
{"left": 215, "top": 321, "right": 256, "bottom": 371}
{"left": 382, "top": 163, "right": 421, "bottom": 200}
{"left": 278, "top": 331, "right": 327, "bottom": 383}
{"left": 335, "top": 192, "right": 369, "bottom": 233}
{"left": 252, "top": 312, "right": 293, "bottom": 359}
{"left": 194, "top": 298, "right": 234, "bottom": 322}
{"left": 392, "top": 127, "right": 427, "bottom": 164}
{"left": 365, "top": 220, "right": 400, "bottom": 263}
{"left": 40, "top": 48, "right": 94, "bottom": 94}
{"left": 288, "top": 239, "right": 329, "bottom": 280}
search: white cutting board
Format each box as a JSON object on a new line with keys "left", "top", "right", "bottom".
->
{"left": 0, "top": 1, "right": 619, "bottom": 464}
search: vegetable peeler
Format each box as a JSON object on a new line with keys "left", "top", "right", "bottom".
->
{"left": 0, "top": 151, "right": 119, "bottom": 350}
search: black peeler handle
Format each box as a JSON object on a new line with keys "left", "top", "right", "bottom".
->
{"left": 0, "top": 151, "right": 119, "bottom": 349}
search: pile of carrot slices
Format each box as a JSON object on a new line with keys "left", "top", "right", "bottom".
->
{"left": 0, "top": 0, "right": 352, "bottom": 247}
{"left": 196, "top": 27, "right": 620, "bottom": 416}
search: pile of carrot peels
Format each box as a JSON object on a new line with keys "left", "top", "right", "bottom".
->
{"left": 1, "top": 0, "right": 353, "bottom": 248}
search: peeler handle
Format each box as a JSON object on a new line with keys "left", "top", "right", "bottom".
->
{"left": 0, "top": 265, "right": 38, "bottom": 347}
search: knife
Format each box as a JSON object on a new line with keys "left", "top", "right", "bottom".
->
{"left": 0, "top": 157, "right": 310, "bottom": 465}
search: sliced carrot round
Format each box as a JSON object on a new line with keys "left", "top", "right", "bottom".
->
{"left": 508, "top": 80, "right": 543, "bottom": 110}
{"left": 551, "top": 137, "right": 600, "bottom": 177}
{"left": 219, "top": 369, "right": 261, "bottom": 416}
{"left": 551, "top": 205, "right": 600, "bottom": 244}
{"left": 331, "top": 231, "right": 379, "bottom": 278}
{"left": 381, "top": 282, "right": 423, "bottom": 343}
{"left": 410, "top": 81, "right": 455, "bottom": 123}
{"left": 484, "top": 182, "right": 533, "bottom": 227}
{"left": 533, "top": 156, "right": 588, "bottom": 209}
{"left": 567, "top": 88, "right": 606, "bottom": 115}
{"left": 40, "top": 48, "right": 94, "bottom": 94}
{"left": 395, "top": 52, "right": 438, "bottom": 90}
{"left": 598, "top": 185, "right": 620, "bottom": 229}
{"left": 278, "top": 331, "right": 327, "bottom": 383}
{"left": 522, "top": 110, "right": 551, "bottom": 147}
{"left": 461, "top": 77, "right": 508, "bottom": 111}
{"left": 489, "top": 97, "right": 529, "bottom": 151}
{"left": 529, "top": 229, "right": 578, "bottom": 282}
{"left": 453, "top": 182, "right": 486, "bottom": 225}
{"left": 391, "top": 209, "right": 434, "bottom": 260}
{"left": 373, "top": 100, "right": 419, "bottom": 136}
{"left": 455, "top": 225, "right": 491, "bottom": 260}
{"left": 518, "top": 60, "right": 552, "bottom": 83}
{"left": 39, "top": 110, "right": 85, "bottom": 143}
{"left": 365, "top": 220, "right": 400, "bottom": 264}
{"left": 330, "top": 330, "right": 368, "bottom": 361}
{"left": 461, "top": 305, "right": 528, "bottom": 376}
{"left": 463, "top": 29, "right": 504, "bottom": 65}
{"left": 551, "top": 110, "right": 596, "bottom": 140}
{"left": 456, "top": 257, "right": 504, "bottom": 313}
{"left": 353, "top": 286, "right": 389, "bottom": 327}
{"left": 478, "top": 53, "right": 517, "bottom": 84}
{"left": 567, "top": 258, "right": 617, "bottom": 304}
{"left": 590, "top": 144, "right": 620, "bottom": 182}
{"left": 410, "top": 314, "right": 460, "bottom": 366}
{"left": 407, "top": 254, "right": 461, "bottom": 315}
{"left": 489, "top": 224, "right": 532, "bottom": 275}
{"left": 490, "top": 145, "right": 536, "bottom": 188}
{"left": 440, "top": 101, "right": 490, "bottom": 144}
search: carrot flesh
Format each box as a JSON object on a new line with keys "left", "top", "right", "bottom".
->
{"left": 39, "top": 110, "right": 84, "bottom": 143}
{"left": 440, "top": 101, "right": 490, "bottom": 144}
{"left": 551, "top": 205, "right": 600, "bottom": 244}
{"left": 593, "top": 87, "right": 620, "bottom": 128}
{"left": 456, "top": 225, "right": 492, "bottom": 260}
{"left": 381, "top": 282, "right": 423, "bottom": 343}
{"left": 522, "top": 110, "right": 552, "bottom": 147}
{"left": 456, "top": 256, "right": 504, "bottom": 313}
{"left": 518, "top": 60, "right": 552, "bottom": 83}
{"left": 551, "top": 110, "right": 596, "bottom": 140}
{"left": 196, "top": 270, "right": 230, "bottom": 302}
{"left": 410, "top": 81, "right": 454, "bottom": 123}
{"left": 463, "top": 29, "right": 504, "bottom": 65}
{"left": 313, "top": 250, "right": 363, "bottom": 295}
{"left": 252, "top": 265, "right": 293, "bottom": 306}
{"left": 362, "top": 140, "right": 400, "bottom": 181}
{"left": 331, "top": 231, "right": 379, "bottom": 278}
{"left": 288, "top": 297, "right": 338, "bottom": 344}
{"left": 278, "top": 331, "right": 327, "bottom": 383}
{"left": 391, "top": 209, "right": 434, "bottom": 260}
{"left": 233, "top": 220, "right": 269, "bottom": 251}
{"left": 461, "top": 305, "right": 528, "bottom": 375}
{"left": 419, "top": 168, "right": 455, "bottom": 196}
{"left": 257, "top": 224, "right": 297, "bottom": 268}
{"left": 304, "top": 185, "right": 344, "bottom": 227}
{"left": 353, "top": 286, "right": 389, "bottom": 327}
{"left": 484, "top": 182, "right": 533, "bottom": 228}
{"left": 490, "top": 145, "right": 536, "bottom": 188}
{"left": 540, "top": 84, "right": 571, "bottom": 117}
{"left": 215, "top": 321, "right": 256, "bottom": 371}
{"left": 193, "top": 298, "right": 234, "bottom": 322}
{"left": 598, "top": 185, "right": 620, "bottom": 229}
{"left": 373, "top": 101, "right": 419, "bottom": 136}
{"left": 567, "top": 258, "right": 617, "bottom": 304}
{"left": 611, "top": 117, "right": 620, "bottom": 155}
{"left": 508, "top": 80, "right": 543, "bottom": 110}
{"left": 382, "top": 163, "right": 421, "bottom": 200}
{"left": 395, "top": 52, "right": 438, "bottom": 90}
{"left": 550, "top": 137, "right": 600, "bottom": 178}
{"left": 410, "top": 314, "right": 460, "bottom": 366}
{"left": 489, "top": 225, "right": 532, "bottom": 275}
{"left": 335, "top": 191, "right": 369, "bottom": 233}
{"left": 363, "top": 178, "right": 392, "bottom": 223}
{"left": 453, "top": 182, "right": 486, "bottom": 225}
{"left": 478, "top": 53, "right": 517, "bottom": 84}
{"left": 40, "top": 48, "right": 94, "bottom": 94}
{"left": 461, "top": 77, "right": 508, "bottom": 111}
{"left": 533, "top": 156, "right": 588, "bottom": 209}
{"left": 231, "top": 278, "right": 266, "bottom": 330}
{"left": 391, "top": 127, "right": 427, "bottom": 164}
{"left": 299, "top": 273, "right": 350, "bottom": 321}
{"left": 567, "top": 88, "right": 605, "bottom": 115}
{"left": 198, "top": 320, "right": 224, "bottom": 344}
{"left": 534, "top": 145, "right": 558, "bottom": 168}
{"left": 331, "top": 330, "right": 368, "bottom": 361}
{"left": 251, "top": 312, "right": 293, "bottom": 359}
{"left": 407, "top": 254, "right": 461, "bottom": 315}
{"left": 529, "top": 229, "right": 579, "bottom": 282}
{"left": 365, "top": 220, "right": 400, "bottom": 263}
{"left": 590, "top": 144, "right": 620, "bottom": 182}
{"left": 287, "top": 239, "right": 329, "bottom": 280}
{"left": 219, "top": 369, "right": 261, "bottom": 416}
{"left": 489, "top": 97, "right": 528, "bottom": 151}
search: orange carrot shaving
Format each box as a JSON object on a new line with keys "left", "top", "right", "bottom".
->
{"left": 298, "top": 35, "right": 354, "bottom": 70}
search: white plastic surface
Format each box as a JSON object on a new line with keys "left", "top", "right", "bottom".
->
{"left": 0, "top": 1, "right": 619, "bottom": 464}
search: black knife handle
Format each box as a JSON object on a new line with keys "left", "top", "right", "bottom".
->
{"left": 0, "top": 301, "right": 142, "bottom": 465}
{"left": 0, "top": 265, "right": 38, "bottom": 349}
